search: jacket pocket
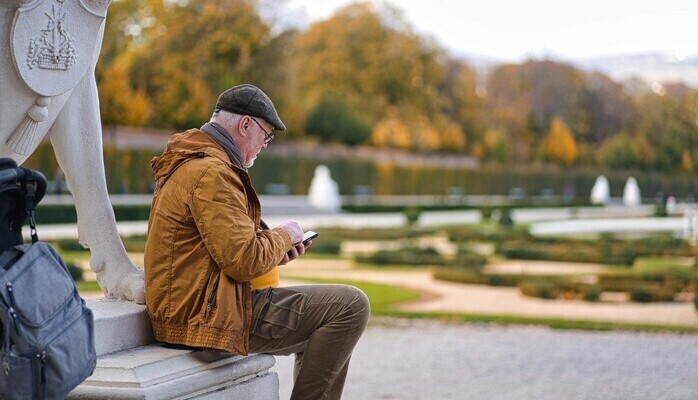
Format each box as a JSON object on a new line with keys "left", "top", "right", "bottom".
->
{"left": 251, "top": 289, "right": 305, "bottom": 340}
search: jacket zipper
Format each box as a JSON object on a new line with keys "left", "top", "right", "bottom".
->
{"left": 204, "top": 280, "right": 219, "bottom": 320}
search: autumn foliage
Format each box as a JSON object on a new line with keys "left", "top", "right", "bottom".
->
{"left": 97, "top": 0, "right": 698, "bottom": 172}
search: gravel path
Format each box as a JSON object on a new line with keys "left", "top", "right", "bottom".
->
{"left": 272, "top": 318, "right": 698, "bottom": 400}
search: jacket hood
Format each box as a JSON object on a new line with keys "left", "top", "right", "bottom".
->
{"left": 150, "top": 129, "right": 234, "bottom": 188}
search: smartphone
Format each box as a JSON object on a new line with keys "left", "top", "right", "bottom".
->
{"left": 302, "top": 230, "right": 319, "bottom": 245}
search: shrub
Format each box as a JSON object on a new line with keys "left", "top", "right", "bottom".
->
{"left": 498, "top": 241, "right": 638, "bottom": 266}
{"left": 487, "top": 274, "right": 524, "bottom": 287}
{"left": 479, "top": 206, "right": 493, "bottom": 221}
{"left": 65, "top": 261, "right": 84, "bottom": 282}
{"left": 450, "top": 252, "right": 488, "bottom": 270}
{"left": 519, "top": 280, "right": 558, "bottom": 299}
{"left": 582, "top": 285, "right": 602, "bottom": 302}
{"left": 356, "top": 247, "right": 445, "bottom": 266}
{"left": 449, "top": 228, "right": 530, "bottom": 243}
{"left": 308, "top": 240, "right": 341, "bottom": 255}
{"left": 694, "top": 292, "right": 698, "bottom": 311}
{"left": 52, "top": 239, "right": 88, "bottom": 252}
{"left": 36, "top": 204, "right": 152, "bottom": 224}
{"left": 628, "top": 286, "right": 676, "bottom": 302}
{"left": 497, "top": 208, "right": 514, "bottom": 227}
{"left": 122, "top": 236, "right": 147, "bottom": 253}
{"left": 629, "top": 287, "right": 653, "bottom": 303}
{"left": 432, "top": 268, "right": 484, "bottom": 285}
{"left": 305, "top": 94, "right": 371, "bottom": 145}
{"left": 404, "top": 207, "right": 422, "bottom": 226}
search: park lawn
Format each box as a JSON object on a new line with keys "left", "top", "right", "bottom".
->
{"left": 632, "top": 256, "right": 695, "bottom": 273}
{"left": 285, "top": 276, "right": 698, "bottom": 334}
{"left": 77, "top": 280, "right": 101, "bottom": 292}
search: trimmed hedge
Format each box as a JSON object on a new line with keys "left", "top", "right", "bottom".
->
{"left": 498, "top": 241, "right": 638, "bottom": 266}
{"left": 318, "top": 227, "right": 429, "bottom": 241}
{"left": 65, "top": 261, "right": 84, "bottom": 282}
{"left": 519, "top": 280, "right": 558, "bottom": 299}
{"left": 447, "top": 227, "right": 531, "bottom": 243}
{"left": 308, "top": 239, "right": 342, "bottom": 255}
{"left": 36, "top": 204, "right": 151, "bottom": 224}
{"left": 356, "top": 247, "right": 446, "bottom": 266}
{"left": 628, "top": 287, "right": 676, "bottom": 302}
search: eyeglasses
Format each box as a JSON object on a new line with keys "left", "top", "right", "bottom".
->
{"left": 250, "top": 117, "right": 275, "bottom": 144}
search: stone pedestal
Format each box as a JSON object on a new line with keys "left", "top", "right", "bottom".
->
{"left": 68, "top": 298, "right": 278, "bottom": 399}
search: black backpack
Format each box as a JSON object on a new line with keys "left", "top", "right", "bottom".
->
{"left": 0, "top": 159, "right": 96, "bottom": 399}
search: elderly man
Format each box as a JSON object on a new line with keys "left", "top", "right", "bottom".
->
{"left": 145, "top": 84, "right": 370, "bottom": 399}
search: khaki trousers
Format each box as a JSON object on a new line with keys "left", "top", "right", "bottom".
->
{"left": 249, "top": 284, "right": 370, "bottom": 400}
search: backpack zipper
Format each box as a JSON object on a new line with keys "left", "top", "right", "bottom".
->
{"left": 7, "top": 283, "right": 19, "bottom": 335}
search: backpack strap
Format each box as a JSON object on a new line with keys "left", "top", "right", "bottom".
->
{"left": 0, "top": 247, "right": 22, "bottom": 271}
{"left": 21, "top": 170, "right": 38, "bottom": 244}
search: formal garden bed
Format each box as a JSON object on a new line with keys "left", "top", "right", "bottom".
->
{"left": 52, "top": 221, "right": 698, "bottom": 311}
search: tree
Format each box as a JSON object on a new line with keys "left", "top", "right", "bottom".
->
{"left": 544, "top": 117, "right": 578, "bottom": 166}
{"left": 372, "top": 111, "right": 412, "bottom": 150}
{"left": 293, "top": 3, "right": 444, "bottom": 123}
{"left": 98, "top": 0, "right": 273, "bottom": 129}
{"left": 305, "top": 93, "right": 371, "bottom": 145}
{"left": 98, "top": 53, "right": 151, "bottom": 127}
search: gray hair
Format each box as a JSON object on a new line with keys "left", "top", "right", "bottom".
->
{"left": 210, "top": 109, "right": 242, "bottom": 130}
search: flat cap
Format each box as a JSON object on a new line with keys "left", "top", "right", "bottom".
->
{"left": 215, "top": 84, "right": 286, "bottom": 131}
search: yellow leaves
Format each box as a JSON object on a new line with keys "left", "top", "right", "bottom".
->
{"left": 372, "top": 111, "right": 412, "bottom": 150}
{"left": 150, "top": 54, "right": 213, "bottom": 128}
{"left": 371, "top": 108, "right": 464, "bottom": 152}
{"left": 98, "top": 53, "right": 151, "bottom": 127}
{"left": 682, "top": 151, "right": 693, "bottom": 172}
{"left": 434, "top": 116, "right": 465, "bottom": 152}
{"left": 544, "top": 116, "right": 578, "bottom": 166}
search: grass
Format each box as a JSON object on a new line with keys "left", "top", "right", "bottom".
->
{"left": 286, "top": 276, "right": 698, "bottom": 334}
{"left": 632, "top": 256, "right": 695, "bottom": 273}
{"left": 60, "top": 250, "right": 91, "bottom": 261}
{"left": 76, "top": 280, "right": 101, "bottom": 292}
{"left": 284, "top": 276, "right": 420, "bottom": 314}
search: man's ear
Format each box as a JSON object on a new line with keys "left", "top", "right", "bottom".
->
{"left": 237, "top": 116, "right": 250, "bottom": 137}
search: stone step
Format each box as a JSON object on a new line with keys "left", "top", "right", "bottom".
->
{"left": 70, "top": 298, "right": 278, "bottom": 399}
{"left": 69, "top": 344, "right": 278, "bottom": 399}
{"left": 87, "top": 298, "right": 154, "bottom": 356}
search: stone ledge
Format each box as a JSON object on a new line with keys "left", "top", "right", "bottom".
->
{"left": 77, "top": 298, "right": 279, "bottom": 399}
{"left": 69, "top": 344, "right": 278, "bottom": 399}
{"left": 86, "top": 297, "right": 154, "bottom": 356}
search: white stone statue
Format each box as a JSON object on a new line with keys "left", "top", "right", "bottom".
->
{"left": 666, "top": 195, "right": 677, "bottom": 214}
{"left": 590, "top": 175, "right": 610, "bottom": 205}
{"left": 622, "top": 177, "right": 641, "bottom": 206}
{"left": 308, "top": 165, "right": 341, "bottom": 212}
{"left": 0, "top": 0, "right": 145, "bottom": 303}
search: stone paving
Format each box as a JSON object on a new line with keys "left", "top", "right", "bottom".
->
{"left": 273, "top": 318, "right": 698, "bottom": 400}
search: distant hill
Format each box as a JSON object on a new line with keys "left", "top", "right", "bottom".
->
{"left": 460, "top": 51, "right": 698, "bottom": 88}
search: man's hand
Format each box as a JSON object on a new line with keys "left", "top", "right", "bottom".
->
{"left": 278, "top": 220, "right": 303, "bottom": 244}
{"left": 278, "top": 241, "right": 311, "bottom": 266}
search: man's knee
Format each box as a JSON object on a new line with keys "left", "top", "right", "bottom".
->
{"left": 345, "top": 286, "right": 370, "bottom": 330}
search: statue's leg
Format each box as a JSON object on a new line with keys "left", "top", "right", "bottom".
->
{"left": 49, "top": 73, "right": 145, "bottom": 304}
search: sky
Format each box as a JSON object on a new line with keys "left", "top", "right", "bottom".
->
{"left": 283, "top": 0, "right": 698, "bottom": 62}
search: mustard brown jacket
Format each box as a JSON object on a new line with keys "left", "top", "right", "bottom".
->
{"left": 144, "top": 129, "right": 292, "bottom": 354}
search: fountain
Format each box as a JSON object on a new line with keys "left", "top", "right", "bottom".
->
{"left": 590, "top": 175, "right": 610, "bottom": 205}
{"left": 622, "top": 177, "right": 641, "bottom": 206}
{"left": 308, "top": 165, "right": 341, "bottom": 212}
